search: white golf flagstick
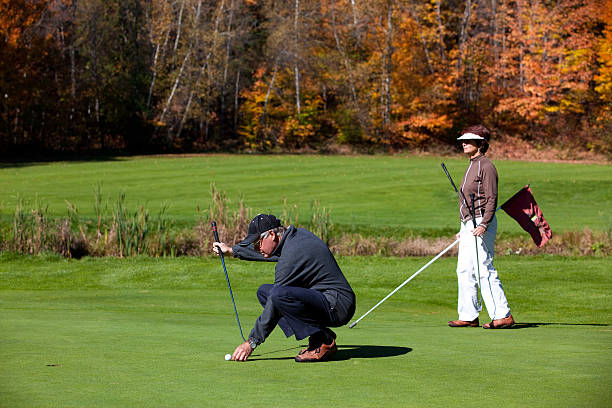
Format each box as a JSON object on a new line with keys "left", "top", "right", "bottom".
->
{"left": 349, "top": 238, "right": 460, "bottom": 329}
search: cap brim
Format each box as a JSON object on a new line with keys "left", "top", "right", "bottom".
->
{"left": 237, "top": 233, "right": 260, "bottom": 247}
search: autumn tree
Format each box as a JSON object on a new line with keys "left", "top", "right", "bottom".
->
{"left": 594, "top": 0, "right": 612, "bottom": 152}
{"left": 0, "top": 0, "right": 610, "bottom": 156}
{"left": 0, "top": 0, "right": 65, "bottom": 153}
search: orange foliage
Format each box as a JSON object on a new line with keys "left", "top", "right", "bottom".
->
{"left": 493, "top": 0, "right": 600, "bottom": 123}
{"left": 595, "top": 0, "right": 612, "bottom": 109}
{"left": 0, "top": 0, "right": 48, "bottom": 45}
{"left": 238, "top": 67, "right": 270, "bottom": 150}
{"left": 1, "top": 0, "right": 610, "bottom": 154}
{"left": 388, "top": 7, "right": 454, "bottom": 146}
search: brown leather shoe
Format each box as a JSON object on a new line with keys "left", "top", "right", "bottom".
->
{"left": 298, "top": 331, "right": 322, "bottom": 354}
{"left": 298, "top": 328, "right": 337, "bottom": 355}
{"left": 295, "top": 339, "right": 337, "bottom": 362}
{"left": 483, "top": 315, "right": 515, "bottom": 329}
{"left": 448, "top": 317, "right": 479, "bottom": 327}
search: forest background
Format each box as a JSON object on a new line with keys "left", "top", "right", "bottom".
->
{"left": 2, "top": 0, "right": 612, "bottom": 158}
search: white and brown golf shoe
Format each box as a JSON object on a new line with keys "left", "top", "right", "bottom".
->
{"left": 483, "top": 315, "right": 515, "bottom": 329}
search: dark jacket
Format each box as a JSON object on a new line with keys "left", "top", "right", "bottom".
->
{"left": 232, "top": 225, "right": 356, "bottom": 344}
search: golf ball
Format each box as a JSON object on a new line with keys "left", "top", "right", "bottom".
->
{"left": 225, "top": 354, "right": 232, "bottom": 361}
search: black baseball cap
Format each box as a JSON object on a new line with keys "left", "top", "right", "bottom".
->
{"left": 237, "top": 214, "right": 281, "bottom": 246}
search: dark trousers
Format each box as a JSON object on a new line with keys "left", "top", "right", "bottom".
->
{"left": 256, "top": 284, "right": 334, "bottom": 341}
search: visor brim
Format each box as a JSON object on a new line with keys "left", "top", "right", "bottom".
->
{"left": 457, "top": 133, "right": 485, "bottom": 141}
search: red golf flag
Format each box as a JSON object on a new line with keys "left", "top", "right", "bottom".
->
{"left": 501, "top": 185, "right": 552, "bottom": 247}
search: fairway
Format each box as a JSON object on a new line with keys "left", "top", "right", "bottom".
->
{"left": 1, "top": 254, "right": 610, "bottom": 407}
{"left": 1, "top": 155, "right": 611, "bottom": 235}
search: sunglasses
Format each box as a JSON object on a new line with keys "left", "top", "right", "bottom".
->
{"left": 253, "top": 231, "right": 270, "bottom": 251}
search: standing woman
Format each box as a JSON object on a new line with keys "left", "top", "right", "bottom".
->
{"left": 448, "top": 125, "right": 515, "bottom": 329}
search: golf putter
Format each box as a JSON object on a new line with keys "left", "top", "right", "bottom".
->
{"left": 441, "top": 163, "right": 483, "bottom": 301}
{"left": 470, "top": 193, "right": 483, "bottom": 306}
{"left": 349, "top": 238, "right": 459, "bottom": 328}
{"left": 211, "top": 221, "right": 247, "bottom": 342}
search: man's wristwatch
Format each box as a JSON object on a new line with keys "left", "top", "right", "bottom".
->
{"left": 248, "top": 339, "right": 257, "bottom": 350}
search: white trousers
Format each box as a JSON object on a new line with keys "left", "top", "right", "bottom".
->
{"left": 456, "top": 216, "right": 511, "bottom": 321}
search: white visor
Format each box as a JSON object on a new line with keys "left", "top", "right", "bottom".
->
{"left": 457, "top": 132, "right": 485, "bottom": 141}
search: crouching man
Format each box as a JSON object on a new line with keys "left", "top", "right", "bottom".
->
{"left": 213, "top": 214, "right": 356, "bottom": 362}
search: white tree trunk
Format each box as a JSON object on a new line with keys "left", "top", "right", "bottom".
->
{"left": 330, "top": 3, "right": 368, "bottom": 133}
{"left": 173, "top": 0, "right": 185, "bottom": 52}
{"left": 262, "top": 63, "right": 278, "bottom": 125}
{"left": 294, "top": 0, "right": 301, "bottom": 116}
{"left": 350, "top": 0, "right": 358, "bottom": 25}
{"left": 221, "top": 0, "right": 236, "bottom": 112}
{"left": 409, "top": 1, "right": 434, "bottom": 74}
{"left": 204, "top": 0, "right": 225, "bottom": 138}
{"left": 435, "top": 0, "right": 446, "bottom": 62}
{"left": 159, "top": 48, "right": 191, "bottom": 124}
{"left": 234, "top": 70, "right": 240, "bottom": 130}
{"left": 147, "top": 40, "right": 161, "bottom": 108}
{"left": 70, "top": 0, "right": 77, "bottom": 100}
{"left": 382, "top": 2, "right": 393, "bottom": 127}
{"left": 456, "top": 0, "right": 474, "bottom": 77}
{"left": 223, "top": 0, "right": 235, "bottom": 86}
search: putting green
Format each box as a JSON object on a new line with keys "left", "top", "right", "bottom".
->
{"left": 1, "top": 254, "right": 610, "bottom": 407}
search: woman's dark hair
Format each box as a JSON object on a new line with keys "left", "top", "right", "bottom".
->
{"left": 461, "top": 124, "right": 490, "bottom": 153}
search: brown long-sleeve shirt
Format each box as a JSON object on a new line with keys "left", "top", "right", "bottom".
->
{"left": 459, "top": 155, "right": 498, "bottom": 227}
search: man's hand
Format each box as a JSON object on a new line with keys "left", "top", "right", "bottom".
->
{"left": 212, "top": 242, "right": 233, "bottom": 256}
{"left": 231, "top": 341, "right": 253, "bottom": 361}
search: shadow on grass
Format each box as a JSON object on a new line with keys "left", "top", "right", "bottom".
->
{"left": 334, "top": 345, "right": 412, "bottom": 361}
{"left": 511, "top": 322, "right": 611, "bottom": 329}
{"left": 0, "top": 154, "right": 123, "bottom": 169}
{"left": 249, "top": 346, "right": 302, "bottom": 361}
{"left": 250, "top": 345, "right": 412, "bottom": 362}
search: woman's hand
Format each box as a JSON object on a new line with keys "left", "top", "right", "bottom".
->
{"left": 472, "top": 225, "right": 486, "bottom": 237}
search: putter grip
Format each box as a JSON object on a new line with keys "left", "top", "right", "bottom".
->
{"left": 211, "top": 221, "right": 220, "bottom": 242}
{"left": 470, "top": 194, "right": 477, "bottom": 228}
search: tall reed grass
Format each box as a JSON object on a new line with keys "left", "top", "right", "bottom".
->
{"left": 12, "top": 196, "right": 52, "bottom": 254}
{"left": 0, "top": 183, "right": 337, "bottom": 258}
{"left": 1, "top": 186, "right": 609, "bottom": 257}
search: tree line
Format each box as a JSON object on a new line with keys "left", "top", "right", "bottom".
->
{"left": 1, "top": 0, "right": 610, "bottom": 156}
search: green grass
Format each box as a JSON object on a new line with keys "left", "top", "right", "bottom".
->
{"left": 1, "top": 155, "right": 610, "bottom": 404}
{"left": 1, "top": 253, "right": 610, "bottom": 407}
{"left": 1, "top": 155, "right": 611, "bottom": 236}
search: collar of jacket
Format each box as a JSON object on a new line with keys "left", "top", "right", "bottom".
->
{"left": 470, "top": 154, "right": 485, "bottom": 162}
